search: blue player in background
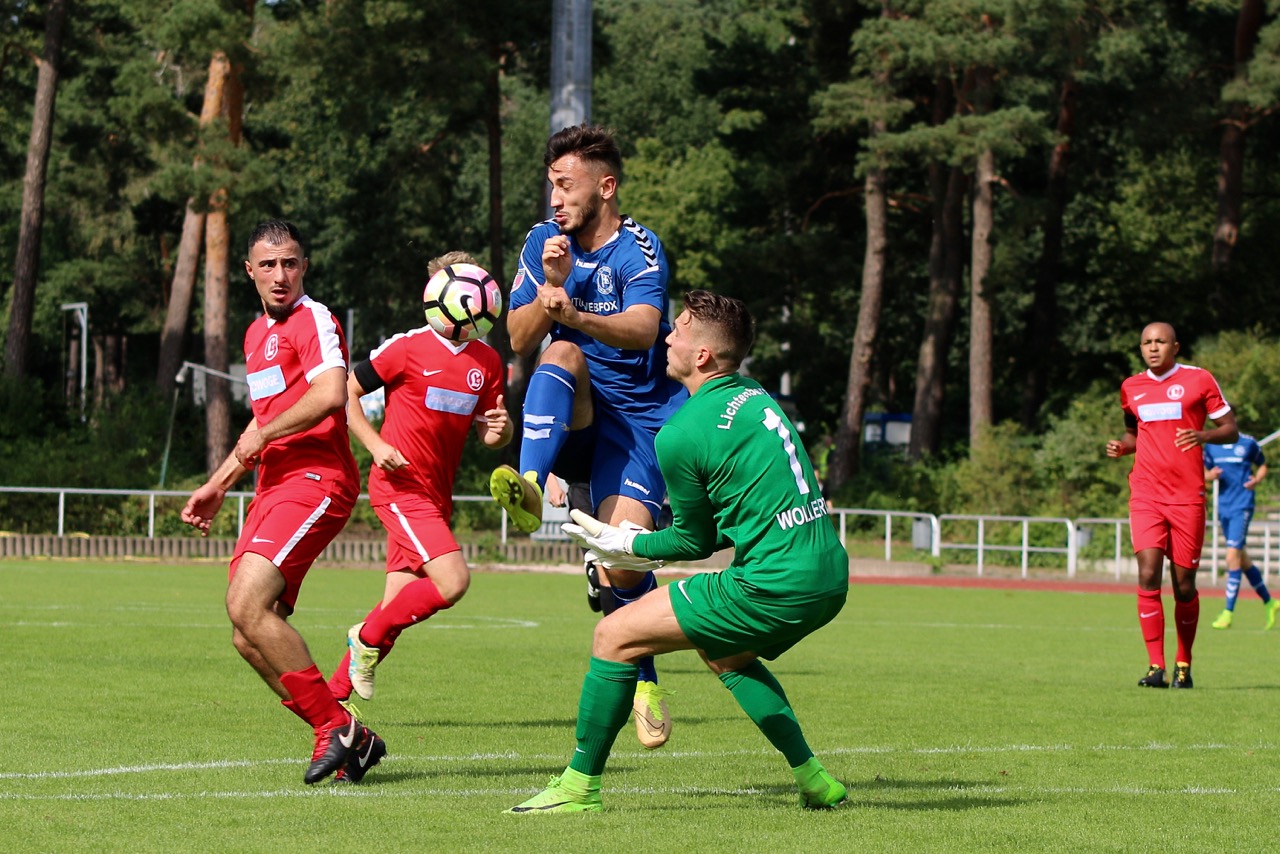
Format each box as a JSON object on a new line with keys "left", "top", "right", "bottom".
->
{"left": 491, "top": 124, "right": 687, "bottom": 748}
{"left": 1205, "top": 433, "right": 1278, "bottom": 630}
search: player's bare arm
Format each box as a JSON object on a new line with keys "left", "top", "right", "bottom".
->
{"left": 475, "top": 393, "right": 513, "bottom": 449}
{"left": 545, "top": 299, "right": 663, "bottom": 351}
{"left": 1246, "top": 462, "right": 1267, "bottom": 490}
{"left": 181, "top": 419, "right": 257, "bottom": 535}
{"left": 507, "top": 298, "right": 555, "bottom": 357}
{"left": 1174, "top": 410, "right": 1238, "bottom": 451}
{"left": 346, "top": 371, "right": 408, "bottom": 472}
{"left": 235, "top": 366, "right": 349, "bottom": 467}
{"left": 1106, "top": 427, "right": 1138, "bottom": 458}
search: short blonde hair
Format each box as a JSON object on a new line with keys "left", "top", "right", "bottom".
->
{"left": 427, "top": 251, "right": 479, "bottom": 278}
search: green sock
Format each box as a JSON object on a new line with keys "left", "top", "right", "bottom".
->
{"left": 556, "top": 767, "right": 601, "bottom": 797}
{"left": 719, "top": 660, "right": 813, "bottom": 767}
{"left": 791, "top": 756, "right": 826, "bottom": 787}
{"left": 568, "top": 656, "right": 637, "bottom": 776}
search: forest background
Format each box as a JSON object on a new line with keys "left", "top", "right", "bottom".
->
{"left": 3, "top": 0, "right": 1280, "bottom": 533}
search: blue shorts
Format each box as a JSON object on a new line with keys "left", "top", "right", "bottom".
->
{"left": 553, "top": 404, "right": 666, "bottom": 524}
{"left": 1219, "top": 508, "right": 1254, "bottom": 549}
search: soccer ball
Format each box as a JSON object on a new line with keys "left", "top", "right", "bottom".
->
{"left": 423, "top": 263, "right": 502, "bottom": 342}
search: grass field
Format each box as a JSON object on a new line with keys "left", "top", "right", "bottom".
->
{"left": 2, "top": 560, "right": 1276, "bottom": 852}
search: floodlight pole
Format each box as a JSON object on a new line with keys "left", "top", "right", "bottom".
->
{"left": 159, "top": 361, "right": 249, "bottom": 488}
{"left": 60, "top": 302, "right": 88, "bottom": 421}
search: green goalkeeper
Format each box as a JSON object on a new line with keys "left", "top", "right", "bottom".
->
{"left": 508, "top": 289, "right": 849, "bottom": 814}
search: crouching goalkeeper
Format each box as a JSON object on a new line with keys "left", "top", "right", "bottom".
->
{"left": 508, "top": 290, "right": 850, "bottom": 814}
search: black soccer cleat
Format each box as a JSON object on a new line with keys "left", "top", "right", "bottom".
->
{"left": 335, "top": 726, "right": 386, "bottom": 783}
{"left": 305, "top": 713, "right": 361, "bottom": 784}
{"left": 1170, "top": 662, "right": 1193, "bottom": 689}
{"left": 1137, "top": 665, "right": 1168, "bottom": 689}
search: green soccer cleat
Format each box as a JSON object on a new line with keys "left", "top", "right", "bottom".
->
{"left": 1266, "top": 600, "right": 1279, "bottom": 631}
{"left": 793, "top": 758, "right": 848, "bottom": 809}
{"left": 1211, "top": 609, "right": 1234, "bottom": 630}
{"left": 490, "top": 465, "right": 544, "bottom": 534}
{"left": 506, "top": 773, "right": 603, "bottom": 814}
{"left": 347, "top": 622, "right": 380, "bottom": 701}
{"left": 633, "top": 680, "right": 674, "bottom": 749}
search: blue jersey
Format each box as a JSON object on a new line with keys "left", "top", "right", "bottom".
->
{"left": 1204, "top": 434, "right": 1266, "bottom": 514}
{"left": 509, "top": 217, "right": 687, "bottom": 430}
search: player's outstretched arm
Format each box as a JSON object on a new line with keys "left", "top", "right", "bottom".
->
{"left": 181, "top": 423, "right": 256, "bottom": 536}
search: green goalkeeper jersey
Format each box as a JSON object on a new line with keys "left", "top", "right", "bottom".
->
{"left": 632, "top": 374, "right": 848, "bottom": 602}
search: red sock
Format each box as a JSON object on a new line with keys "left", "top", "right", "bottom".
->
{"left": 281, "top": 665, "right": 347, "bottom": 731}
{"left": 361, "top": 577, "right": 451, "bottom": 648}
{"left": 1173, "top": 594, "right": 1199, "bottom": 666}
{"left": 1137, "top": 588, "right": 1165, "bottom": 669}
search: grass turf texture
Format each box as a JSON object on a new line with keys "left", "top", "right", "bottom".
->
{"left": 1, "top": 560, "right": 1275, "bottom": 852}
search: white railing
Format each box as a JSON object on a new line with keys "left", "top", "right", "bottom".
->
{"left": 1, "top": 485, "right": 1271, "bottom": 582}
{"left": 0, "top": 486, "right": 501, "bottom": 540}
{"left": 937, "top": 514, "right": 1078, "bottom": 578}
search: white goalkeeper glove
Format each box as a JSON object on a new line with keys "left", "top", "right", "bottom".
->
{"left": 564, "top": 509, "right": 664, "bottom": 570}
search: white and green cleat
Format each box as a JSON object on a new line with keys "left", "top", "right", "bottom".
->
{"left": 633, "top": 680, "right": 674, "bottom": 749}
{"left": 1266, "top": 599, "right": 1279, "bottom": 631}
{"left": 1211, "top": 609, "right": 1234, "bottom": 630}
{"left": 507, "top": 772, "right": 603, "bottom": 814}
{"left": 347, "top": 622, "right": 380, "bottom": 700}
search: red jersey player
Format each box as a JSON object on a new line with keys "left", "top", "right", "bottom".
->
{"left": 328, "top": 252, "right": 512, "bottom": 713}
{"left": 181, "top": 220, "right": 380, "bottom": 785}
{"left": 1106, "top": 321, "right": 1237, "bottom": 690}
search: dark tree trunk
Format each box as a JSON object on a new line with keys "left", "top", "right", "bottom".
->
{"left": 1211, "top": 0, "right": 1265, "bottom": 277}
{"left": 1021, "top": 75, "right": 1078, "bottom": 427}
{"left": 5, "top": 0, "right": 69, "bottom": 379}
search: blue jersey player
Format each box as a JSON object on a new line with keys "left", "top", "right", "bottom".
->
{"left": 490, "top": 124, "right": 687, "bottom": 748}
{"left": 1204, "top": 434, "right": 1276, "bottom": 630}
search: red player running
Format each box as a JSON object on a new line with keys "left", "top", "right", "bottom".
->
{"left": 328, "top": 252, "right": 512, "bottom": 717}
{"left": 181, "top": 220, "right": 381, "bottom": 784}
{"left": 1106, "top": 321, "right": 1238, "bottom": 690}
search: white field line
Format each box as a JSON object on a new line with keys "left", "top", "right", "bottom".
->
{"left": 2, "top": 740, "right": 1272, "bottom": 783}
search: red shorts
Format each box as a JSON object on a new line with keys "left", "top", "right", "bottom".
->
{"left": 231, "top": 481, "right": 355, "bottom": 609}
{"left": 1129, "top": 496, "right": 1205, "bottom": 569}
{"left": 373, "top": 495, "right": 461, "bottom": 573}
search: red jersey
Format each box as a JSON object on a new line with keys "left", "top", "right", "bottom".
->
{"left": 243, "top": 295, "right": 359, "bottom": 499}
{"left": 1120, "top": 363, "right": 1230, "bottom": 505}
{"left": 360, "top": 326, "right": 504, "bottom": 515}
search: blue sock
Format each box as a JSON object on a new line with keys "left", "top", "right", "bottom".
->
{"left": 613, "top": 573, "right": 659, "bottom": 683}
{"left": 1218, "top": 571, "right": 1239, "bottom": 612}
{"left": 1224, "top": 569, "right": 1242, "bottom": 611}
{"left": 1244, "top": 565, "right": 1272, "bottom": 604}
{"left": 518, "top": 365, "right": 575, "bottom": 489}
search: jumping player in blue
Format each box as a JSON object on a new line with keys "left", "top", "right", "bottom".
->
{"left": 490, "top": 124, "right": 687, "bottom": 748}
{"left": 1205, "top": 434, "right": 1277, "bottom": 630}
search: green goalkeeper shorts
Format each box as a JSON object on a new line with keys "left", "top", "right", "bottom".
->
{"left": 668, "top": 570, "right": 847, "bottom": 662}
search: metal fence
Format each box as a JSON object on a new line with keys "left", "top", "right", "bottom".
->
{"left": 0, "top": 485, "right": 1273, "bottom": 581}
